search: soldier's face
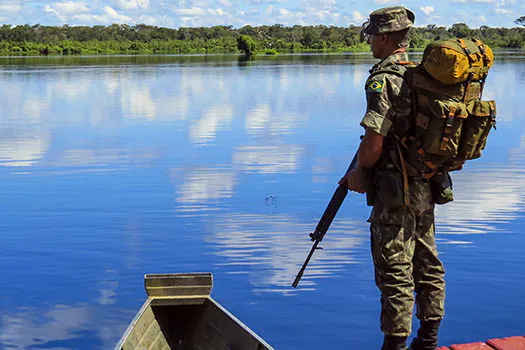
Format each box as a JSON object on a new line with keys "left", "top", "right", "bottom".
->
{"left": 369, "top": 33, "right": 387, "bottom": 59}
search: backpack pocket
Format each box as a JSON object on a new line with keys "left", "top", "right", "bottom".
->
{"left": 417, "top": 99, "right": 468, "bottom": 157}
{"left": 459, "top": 100, "right": 497, "bottom": 160}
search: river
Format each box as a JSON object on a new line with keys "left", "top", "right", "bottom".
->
{"left": 0, "top": 52, "right": 524, "bottom": 349}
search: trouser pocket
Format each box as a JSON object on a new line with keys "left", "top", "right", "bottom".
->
{"left": 375, "top": 169, "right": 404, "bottom": 209}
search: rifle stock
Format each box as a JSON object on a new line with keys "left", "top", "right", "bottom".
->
{"left": 292, "top": 152, "right": 359, "bottom": 288}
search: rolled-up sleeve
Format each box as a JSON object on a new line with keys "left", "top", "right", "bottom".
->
{"left": 360, "top": 73, "right": 395, "bottom": 136}
{"left": 360, "top": 110, "right": 393, "bottom": 136}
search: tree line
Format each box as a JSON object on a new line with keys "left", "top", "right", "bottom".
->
{"left": 0, "top": 21, "right": 524, "bottom": 56}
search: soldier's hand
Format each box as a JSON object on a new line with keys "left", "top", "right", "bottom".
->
{"left": 339, "top": 168, "right": 366, "bottom": 194}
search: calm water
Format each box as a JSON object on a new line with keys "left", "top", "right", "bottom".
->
{"left": 0, "top": 52, "right": 524, "bottom": 349}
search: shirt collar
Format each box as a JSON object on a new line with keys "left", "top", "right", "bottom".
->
{"left": 370, "top": 51, "right": 409, "bottom": 73}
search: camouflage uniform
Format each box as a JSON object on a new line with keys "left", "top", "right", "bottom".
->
{"left": 360, "top": 8, "right": 446, "bottom": 338}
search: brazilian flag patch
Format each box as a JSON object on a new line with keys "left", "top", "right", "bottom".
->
{"left": 367, "top": 79, "right": 384, "bottom": 93}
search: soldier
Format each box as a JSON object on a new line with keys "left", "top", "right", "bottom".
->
{"left": 339, "top": 6, "right": 446, "bottom": 350}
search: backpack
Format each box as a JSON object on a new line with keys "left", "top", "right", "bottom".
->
{"left": 391, "top": 38, "right": 497, "bottom": 178}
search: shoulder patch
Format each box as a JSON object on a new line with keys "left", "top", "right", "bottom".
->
{"left": 367, "top": 78, "right": 385, "bottom": 93}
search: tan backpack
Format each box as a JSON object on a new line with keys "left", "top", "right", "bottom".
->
{"left": 401, "top": 37, "right": 497, "bottom": 177}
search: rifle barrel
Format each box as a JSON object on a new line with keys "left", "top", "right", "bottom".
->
{"left": 292, "top": 240, "right": 319, "bottom": 288}
{"left": 292, "top": 151, "right": 359, "bottom": 288}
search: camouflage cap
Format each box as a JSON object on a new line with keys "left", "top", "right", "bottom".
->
{"left": 362, "top": 6, "right": 415, "bottom": 35}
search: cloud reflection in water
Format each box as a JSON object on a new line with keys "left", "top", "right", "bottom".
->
{"left": 172, "top": 167, "right": 237, "bottom": 213}
{"left": 190, "top": 104, "right": 233, "bottom": 145}
{"left": 437, "top": 167, "right": 525, "bottom": 235}
{"left": 0, "top": 303, "right": 127, "bottom": 350}
{"left": 233, "top": 145, "right": 303, "bottom": 174}
{"left": 0, "top": 135, "right": 50, "bottom": 167}
{"left": 209, "top": 213, "right": 368, "bottom": 293}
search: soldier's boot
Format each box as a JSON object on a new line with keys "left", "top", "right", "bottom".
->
{"left": 382, "top": 335, "right": 408, "bottom": 350}
{"left": 409, "top": 320, "right": 441, "bottom": 350}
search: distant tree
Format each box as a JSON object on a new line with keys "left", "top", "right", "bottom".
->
{"left": 237, "top": 35, "right": 257, "bottom": 56}
{"left": 449, "top": 23, "right": 471, "bottom": 38}
{"left": 0, "top": 22, "right": 523, "bottom": 55}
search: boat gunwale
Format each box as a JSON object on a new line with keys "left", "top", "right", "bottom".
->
{"left": 114, "top": 297, "right": 153, "bottom": 350}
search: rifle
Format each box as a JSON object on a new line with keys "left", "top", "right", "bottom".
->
{"left": 292, "top": 151, "right": 359, "bottom": 288}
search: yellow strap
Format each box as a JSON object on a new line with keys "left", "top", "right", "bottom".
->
{"left": 416, "top": 148, "right": 439, "bottom": 172}
{"left": 395, "top": 60, "right": 416, "bottom": 66}
{"left": 440, "top": 106, "right": 457, "bottom": 151}
{"left": 457, "top": 39, "right": 472, "bottom": 57}
{"left": 472, "top": 38, "right": 491, "bottom": 65}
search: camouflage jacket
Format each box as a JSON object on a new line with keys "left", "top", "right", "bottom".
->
{"left": 360, "top": 51, "right": 413, "bottom": 167}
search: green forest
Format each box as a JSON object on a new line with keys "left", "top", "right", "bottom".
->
{"left": 0, "top": 20, "right": 524, "bottom": 56}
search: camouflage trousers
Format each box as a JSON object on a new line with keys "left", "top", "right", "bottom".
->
{"left": 368, "top": 177, "right": 446, "bottom": 337}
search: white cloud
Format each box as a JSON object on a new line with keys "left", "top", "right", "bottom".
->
{"left": 218, "top": 0, "right": 233, "bottom": 7}
{"left": 59, "top": 5, "right": 133, "bottom": 24}
{"left": 352, "top": 11, "right": 364, "bottom": 22}
{"left": 111, "top": 0, "right": 150, "bottom": 10}
{"left": 112, "top": 0, "right": 138, "bottom": 9}
{"left": 495, "top": 8, "right": 513, "bottom": 14}
{"left": 105, "top": 6, "right": 128, "bottom": 20}
{"left": 280, "top": 8, "right": 290, "bottom": 16}
{"left": 0, "top": 3, "right": 22, "bottom": 13}
{"left": 451, "top": 0, "right": 497, "bottom": 2}
{"left": 211, "top": 8, "right": 226, "bottom": 16}
{"left": 374, "top": 0, "right": 400, "bottom": 4}
{"left": 0, "top": 0, "right": 521, "bottom": 28}
{"left": 174, "top": 7, "right": 207, "bottom": 16}
{"left": 44, "top": 5, "right": 62, "bottom": 19}
{"left": 50, "top": 1, "right": 89, "bottom": 15}
{"left": 420, "top": 6, "right": 435, "bottom": 16}
{"left": 137, "top": 0, "right": 150, "bottom": 8}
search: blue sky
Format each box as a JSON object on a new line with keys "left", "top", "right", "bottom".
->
{"left": 0, "top": 0, "right": 523, "bottom": 29}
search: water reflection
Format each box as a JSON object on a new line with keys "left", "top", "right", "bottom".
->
{"left": 0, "top": 303, "right": 127, "bottom": 349}
{"left": 190, "top": 104, "right": 234, "bottom": 145}
{"left": 1, "top": 53, "right": 524, "bottom": 349}
{"left": 173, "top": 167, "right": 237, "bottom": 210}
{"left": 233, "top": 145, "right": 303, "bottom": 174}
{"left": 49, "top": 78, "right": 91, "bottom": 102}
{"left": 437, "top": 168, "right": 522, "bottom": 235}
{"left": 0, "top": 305, "right": 92, "bottom": 349}
{"left": 246, "top": 104, "right": 306, "bottom": 137}
{"left": 209, "top": 214, "right": 368, "bottom": 293}
{"left": 0, "top": 135, "right": 50, "bottom": 167}
{"left": 22, "top": 97, "right": 50, "bottom": 120}
{"left": 121, "top": 86, "right": 157, "bottom": 120}
{"left": 437, "top": 142, "right": 525, "bottom": 236}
